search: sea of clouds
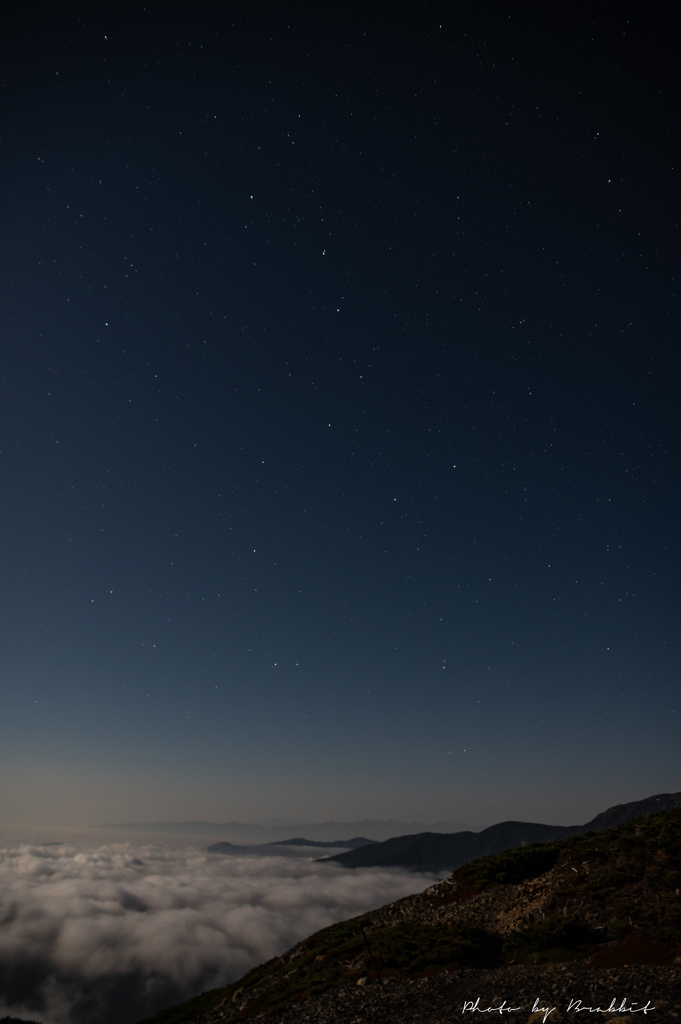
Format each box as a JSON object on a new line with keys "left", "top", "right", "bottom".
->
{"left": 0, "top": 841, "right": 438, "bottom": 1024}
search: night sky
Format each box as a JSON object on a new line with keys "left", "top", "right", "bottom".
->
{"left": 1, "top": 3, "right": 678, "bottom": 830}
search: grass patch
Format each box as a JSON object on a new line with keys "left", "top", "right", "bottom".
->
{"left": 218, "top": 919, "right": 501, "bottom": 1020}
{"left": 505, "top": 915, "right": 600, "bottom": 965}
{"left": 454, "top": 843, "right": 560, "bottom": 890}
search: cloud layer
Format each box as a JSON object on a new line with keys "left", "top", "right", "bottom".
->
{"left": 0, "top": 842, "right": 436, "bottom": 1024}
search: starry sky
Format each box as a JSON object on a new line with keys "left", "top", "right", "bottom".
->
{"left": 1, "top": 3, "right": 678, "bottom": 831}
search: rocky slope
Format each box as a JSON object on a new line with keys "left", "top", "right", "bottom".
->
{"left": 139, "top": 808, "right": 681, "bottom": 1023}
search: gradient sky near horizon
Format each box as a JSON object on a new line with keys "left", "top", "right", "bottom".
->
{"left": 1, "top": 3, "right": 678, "bottom": 831}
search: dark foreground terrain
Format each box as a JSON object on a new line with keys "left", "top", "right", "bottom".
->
{"left": 139, "top": 809, "right": 681, "bottom": 1023}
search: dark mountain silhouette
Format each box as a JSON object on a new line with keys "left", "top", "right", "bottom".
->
{"left": 578, "top": 792, "right": 681, "bottom": 830}
{"left": 109, "top": 818, "right": 468, "bottom": 842}
{"left": 266, "top": 837, "right": 376, "bottom": 849}
{"left": 205, "top": 836, "right": 375, "bottom": 855}
{"left": 322, "top": 791, "right": 681, "bottom": 872}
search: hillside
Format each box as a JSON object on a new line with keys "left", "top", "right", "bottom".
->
{"left": 324, "top": 792, "right": 681, "bottom": 872}
{"left": 138, "top": 808, "right": 681, "bottom": 1023}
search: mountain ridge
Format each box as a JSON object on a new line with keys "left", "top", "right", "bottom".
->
{"left": 105, "top": 818, "right": 469, "bottom": 843}
{"left": 266, "top": 837, "right": 377, "bottom": 849}
{"left": 323, "top": 791, "right": 681, "bottom": 872}
{"left": 205, "top": 837, "right": 376, "bottom": 854}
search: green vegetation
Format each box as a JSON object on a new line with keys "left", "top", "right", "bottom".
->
{"left": 451, "top": 808, "right": 681, "bottom": 964}
{"left": 134, "top": 988, "right": 232, "bottom": 1024}
{"left": 505, "top": 915, "right": 600, "bottom": 964}
{"left": 455, "top": 810, "right": 681, "bottom": 899}
{"left": 199, "top": 919, "right": 498, "bottom": 1021}
{"left": 453, "top": 842, "right": 560, "bottom": 889}
{"left": 366, "top": 919, "right": 499, "bottom": 972}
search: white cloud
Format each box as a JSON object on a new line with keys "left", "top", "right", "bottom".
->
{"left": 0, "top": 842, "right": 437, "bottom": 1024}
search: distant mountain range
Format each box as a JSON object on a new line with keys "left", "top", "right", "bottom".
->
{"left": 107, "top": 818, "right": 469, "bottom": 843}
{"left": 111, "top": 794, "right": 681, "bottom": 867}
{"left": 322, "top": 792, "right": 681, "bottom": 873}
{"left": 267, "top": 837, "right": 377, "bottom": 849}
{"left": 206, "top": 836, "right": 376, "bottom": 854}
